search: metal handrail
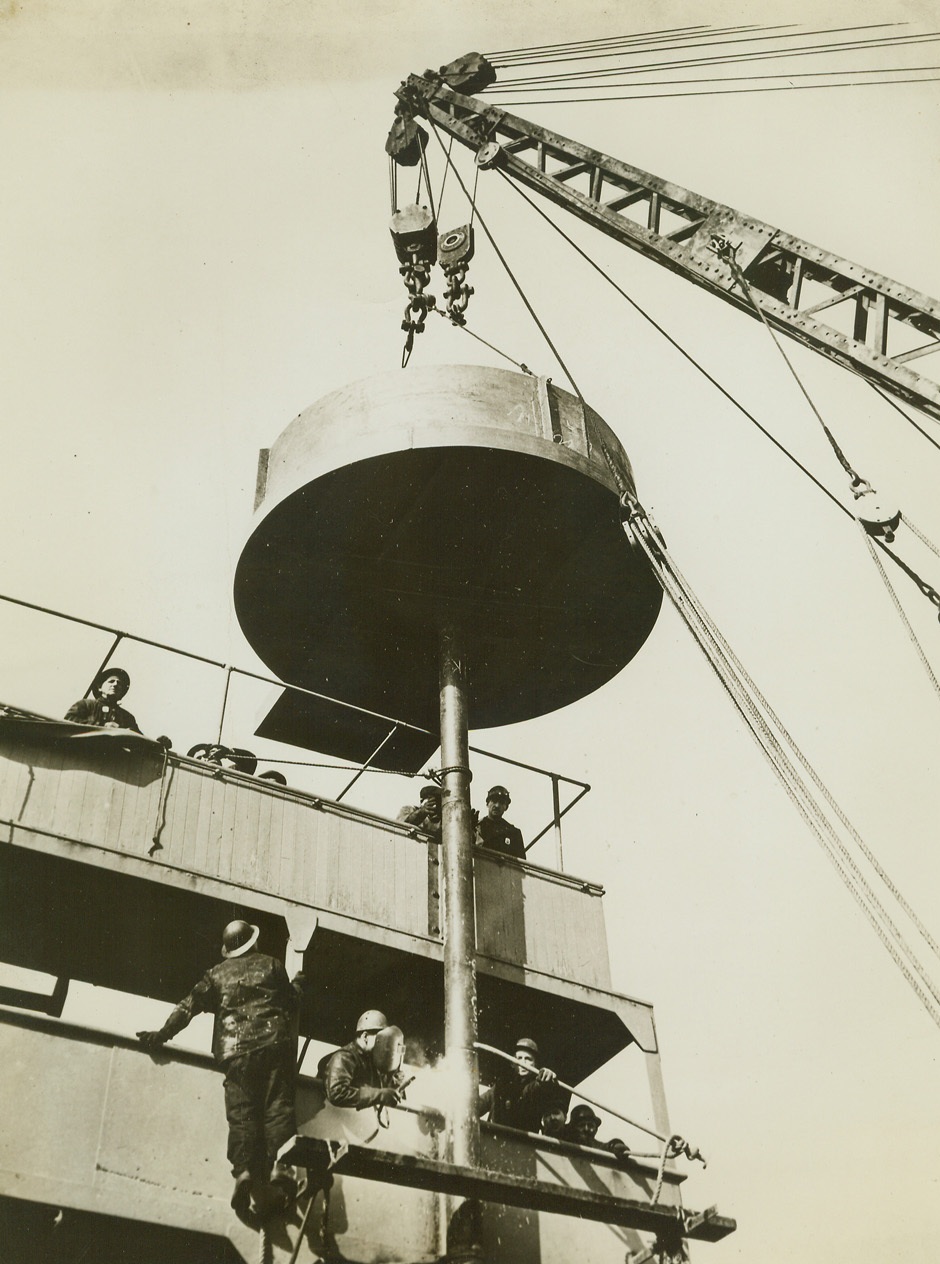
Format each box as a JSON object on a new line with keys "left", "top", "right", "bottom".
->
{"left": 0, "top": 589, "right": 592, "bottom": 864}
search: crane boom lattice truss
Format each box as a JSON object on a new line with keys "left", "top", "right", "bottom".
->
{"left": 399, "top": 75, "right": 940, "bottom": 421}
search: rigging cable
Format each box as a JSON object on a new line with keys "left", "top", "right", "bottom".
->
{"left": 483, "top": 171, "right": 940, "bottom": 983}
{"left": 617, "top": 497, "right": 940, "bottom": 1024}
{"left": 496, "top": 170, "right": 844, "bottom": 512}
{"left": 488, "top": 76, "right": 940, "bottom": 106}
{"left": 488, "top": 22, "right": 903, "bottom": 70}
{"left": 496, "top": 174, "right": 940, "bottom": 636}
{"left": 430, "top": 307, "right": 531, "bottom": 373}
{"left": 427, "top": 119, "right": 584, "bottom": 399}
{"left": 490, "top": 28, "right": 940, "bottom": 85}
{"left": 486, "top": 23, "right": 745, "bottom": 62}
{"left": 868, "top": 382, "right": 940, "bottom": 454}
{"left": 721, "top": 244, "right": 940, "bottom": 657}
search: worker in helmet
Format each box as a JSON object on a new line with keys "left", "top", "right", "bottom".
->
{"left": 479, "top": 1036, "right": 564, "bottom": 1133}
{"left": 474, "top": 784, "right": 525, "bottom": 859}
{"left": 561, "top": 1103, "right": 631, "bottom": 1159}
{"left": 317, "top": 1010, "right": 403, "bottom": 1111}
{"left": 136, "top": 920, "right": 306, "bottom": 1219}
{"left": 65, "top": 667, "right": 142, "bottom": 733}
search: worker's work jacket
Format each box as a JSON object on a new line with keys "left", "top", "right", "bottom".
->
{"left": 482, "top": 1072, "right": 565, "bottom": 1133}
{"left": 317, "top": 1041, "right": 386, "bottom": 1110}
{"left": 158, "top": 951, "right": 301, "bottom": 1065}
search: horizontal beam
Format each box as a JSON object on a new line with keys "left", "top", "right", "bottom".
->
{"left": 281, "top": 1138, "right": 735, "bottom": 1242}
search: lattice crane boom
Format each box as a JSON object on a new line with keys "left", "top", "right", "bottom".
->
{"left": 396, "top": 68, "right": 940, "bottom": 421}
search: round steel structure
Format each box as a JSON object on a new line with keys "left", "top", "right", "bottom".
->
{"left": 235, "top": 364, "right": 662, "bottom": 740}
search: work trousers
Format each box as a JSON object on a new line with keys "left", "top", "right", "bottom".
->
{"left": 222, "top": 1041, "right": 297, "bottom": 1178}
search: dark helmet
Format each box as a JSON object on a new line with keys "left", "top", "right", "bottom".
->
{"left": 221, "top": 920, "right": 260, "bottom": 958}
{"left": 356, "top": 1009, "right": 388, "bottom": 1034}
{"left": 515, "top": 1036, "right": 539, "bottom": 1056}
{"left": 419, "top": 785, "right": 442, "bottom": 801}
{"left": 569, "top": 1104, "right": 601, "bottom": 1126}
{"left": 487, "top": 784, "right": 510, "bottom": 803}
{"left": 259, "top": 770, "right": 287, "bottom": 785}
{"left": 92, "top": 667, "right": 131, "bottom": 699}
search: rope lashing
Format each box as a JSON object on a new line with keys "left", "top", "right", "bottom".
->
{"left": 652, "top": 1135, "right": 695, "bottom": 1206}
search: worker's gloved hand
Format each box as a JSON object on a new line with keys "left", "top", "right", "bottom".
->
{"left": 136, "top": 1030, "right": 166, "bottom": 1051}
{"left": 535, "top": 1066, "right": 557, "bottom": 1083}
{"left": 374, "top": 1087, "right": 401, "bottom": 1108}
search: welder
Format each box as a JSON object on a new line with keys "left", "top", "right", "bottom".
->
{"left": 318, "top": 1009, "right": 404, "bottom": 1111}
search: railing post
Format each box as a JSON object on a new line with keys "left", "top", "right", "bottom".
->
{"left": 551, "top": 773, "right": 564, "bottom": 871}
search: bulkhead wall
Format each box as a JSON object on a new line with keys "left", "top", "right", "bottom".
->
{"left": 235, "top": 365, "right": 662, "bottom": 739}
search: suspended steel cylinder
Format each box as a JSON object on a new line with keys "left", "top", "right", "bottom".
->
{"left": 235, "top": 364, "right": 662, "bottom": 752}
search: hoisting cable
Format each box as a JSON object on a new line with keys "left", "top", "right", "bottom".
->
{"left": 716, "top": 240, "right": 868, "bottom": 492}
{"left": 417, "top": 129, "right": 436, "bottom": 223}
{"left": 427, "top": 119, "right": 585, "bottom": 400}
{"left": 496, "top": 173, "right": 940, "bottom": 645}
{"left": 435, "top": 133, "right": 454, "bottom": 222}
{"left": 487, "top": 22, "right": 905, "bottom": 72}
{"left": 609, "top": 478, "right": 940, "bottom": 971}
{"left": 719, "top": 239, "right": 940, "bottom": 652}
{"left": 496, "top": 171, "right": 844, "bottom": 512}
{"left": 868, "top": 381, "right": 940, "bottom": 454}
{"left": 616, "top": 494, "right": 940, "bottom": 1024}
{"left": 630, "top": 499, "right": 940, "bottom": 965}
{"left": 631, "top": 522, "right": 940, "bottom": 1024}
{"left": 860, "top": 527, "right": 940, "bottom": 704}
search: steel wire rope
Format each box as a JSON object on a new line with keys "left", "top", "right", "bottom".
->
{"left": 491, "top": 27, "right": 939, "bottom": 85}
{"left": 868, "top": 382, "right": 940, "bottom": 453}
{"left": 725, "top": 250, "right": 940, "bottom": 650}
{"left": 496, "top": 171, "right": 846, "bottom": 512}
{"left": 435, "top": 133, "right": 454, "bottom": 221}
{"left": 492, "top": 64, "right": 940, "bottom": 93}
{"left": 639, "top": 535, "right": 940, "bottom": 1026}
{"left": 625, "top": 508, "right": 940, "bottom": 1024}
{"left": 859, "top": 523, "right": 940, "bottom": 706}
{"left": 489, "top": 21, "right": 903, "bottom": 72}
{"left": 426, "top": 119, "right": 585, "bottom": 399}
{"left": 429, "top": 307, "right": 531, "bottom": 372}
{"left": 481, "top": 156, "right": 940, "bottom": 987}
{"left": 489, "top": 76, "right": 940, "bottom": 106}
{"left": 722, "top": 252, "right": 864, "bottom": 486}
{"left": 639, "top": 502, "right": 940, "bottom": 961}
{"left": 631, "top": 510, "right": 940, "bottom": 982}
{"left": 902, "top": 513, "right": 940, "bottom": 559}
{"left": 486, "top": 23, "right": 722, "bottom": 61}
{"left": 487, "top": 24, "right": 768, "bottom": 68}
{"left": 494, "top": 169, "right": 940, "bottom": 654}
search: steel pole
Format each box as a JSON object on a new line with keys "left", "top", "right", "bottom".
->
{"left": 439, "top": 624, "right": 480, "bottom": 1170}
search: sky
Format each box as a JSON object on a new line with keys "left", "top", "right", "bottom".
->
{"left": 2, "top": 2, "right": 940, "bottom": 1261}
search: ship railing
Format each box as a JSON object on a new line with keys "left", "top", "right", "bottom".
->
{"left": 0, "top": 589, "right": 589, "bottom": 870}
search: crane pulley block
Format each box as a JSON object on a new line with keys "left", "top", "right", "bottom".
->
{"left": 386, "top": 113, "right": 429, "bottom": 167}
{"left": 390, "top": 204, "right": 438, "bottom": 266}
{"left": 438, "top": 224, "right": 474, "bottom": 270}
{"left": 438, "top": 52, "right": 497, "bottom": 96}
